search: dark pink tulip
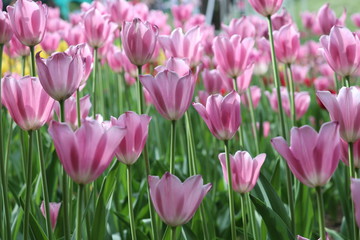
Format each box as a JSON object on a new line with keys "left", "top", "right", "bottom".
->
{"left": 40, "top": 202, "right": 61, "bottom": 230}
{"left": 320, "top": 26, "right": 360, "bottom": 77}
{"left": 7, "top": 0, "right": 47, "bottom": 46}
{"left": 110, "top": 112, "right": 151, "bottom": 165}
{"left": 0, "top": 11, "right": 13, "bottom": 44}
{"left": 193, "top": 91, "right": 241, "bottom": 140}
{"left": 248, "top": 0, "right": 283, "bottom": 17}
{"left": 121, "top": 18, "right": 158, "bottom": 66}
{"left": 54, "top": 95, "right": 91, "bottom": 130}
{"left": 202, "top": 69, "right": 228, "bottom": 94}
{"left": 340, "top": 139, "right": 360, "bottom": 169}
{"left": 2, "top": 75, "right": 55, "bottom": 131}
{"left": 83, "top": 8, "right": 116, "bottom": 48}
{"left": 218, "top": 151, "right": 265, "bottom": 193}
{"left": 40, "top": 32, "right": 61, "bottom": 55}
{"left": 148, "top": 172, "right": 212, "bottom": 227}
{"left": 36, "top": 48, "right": 83, "bottom": 101}
{"left": 221, "top": 17, "right": 256, "bottom": 39}
{"left": 159, "top": 26, "right": 203, "bottom": 67}
{"left": 213, "top": 35, "right": 254, "bottom": 79}
{"left": 273, "top": 24, "right": 300, "bottom": 64}
{"left": 317, "top": 87, "right": 360, "bottom": 143}
{"left": 140, "top": 67, "right": 194, "bottom": 121}
{"left": 241, "top": 86, "right": 261, "bottom": 109}
{"left": 352, "top": 14, "right": 360, "bottom": 28}
{"left": 351, "top": 178, "right": 360, "bottom": 228}
{"left": 271, "top": 121, "right": 340, "bottom": 187}
{"left": 48, "top": 119, "right": 126, "bottom": 184}
{"left": 108, "top": 0, "right": 133, "bottom": 26}
{"left": 317, "top": 3, "right": 346, "bottom": 35}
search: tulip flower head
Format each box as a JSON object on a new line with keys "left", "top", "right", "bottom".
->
{"left": 248, "top": 0, "right": 283, "bottom": 17}
{"left": 40, "top": 202, "right": 61, "bottom": 230}
{"left": 0, "top": 10, "right": 13, "bottom": 44}
{"left": 351, "top": 178, "right": 360, "bottom": 228}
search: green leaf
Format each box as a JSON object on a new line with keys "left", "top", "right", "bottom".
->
{"left": 295, "top": 184, "right": 313, "bottom": 237}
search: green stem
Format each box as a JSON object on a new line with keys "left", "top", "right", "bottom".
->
{"left": 59, "top": 100, "right": 70, "bottom": 240}
{"left": 127, "top": 165, "right": 137, "bottom": 240}
{"left": 76, "top": 89, "right": 81, "bottom": 128}
{"left": 246, "top": 87, "right": 260, "bottom": 154}
{"left": 22, "top": 55, "right": 26, "bottom": 76}
{"left": 246, "top": 193, "right": 257, "bottom": 240}
{"left": 224, "top": 140, "right": 237, "bottom": 240}
{"left": 232, "top": 78, "right": 244, "bottom": 148}
{"left": 170, "top": 120, "right": 176, "bottom": 174}
{"left": 98, "top": 60, "right": 104, "bottom": 115}
{"left": 76, "top": 184, "right": 84, "bottom": 240}
{"left": 136, "top": 65, "right": 158, "bottom": 240}
{"left": 267, "top": 16, "right": 295, "bottom": 234}
{"left": 0, "top": 44, "right": 11, "bottom": 240}
{"left": 240, "top": 194, "right": 248, "bottom": 240}
{"left": 92, "top": 48, "right": 98, "bottom": 118}
{"left": 315, "top": 187, "right": 326, "bottom": 240}
{"left": 24, "top": 130, "right": 33, "bottom": 240}
{"left": 84, "top": 186, "right": 91, "bottom": 238}
{"left": 30, "top": 46, "right": 36, "bottom": 76}
{"left": 333, "top": 73, "right": 339, "bottom": 93}
{"left": 345, "top": 76, "right": 350, "bottom": 88}
{"left": 349, "top": 142, "right": 358, "bottom": 240}
{"left": 171, "top": 227, "right": 176, "bottom": 240}
{"left": 118, "top": 73, "right": 123, "bottom": 115}
{"left": 37, "top": 130, "right": 53, "bottom": 239}
{"left": 287, "top": 64, "right": 296, "bottom": 127}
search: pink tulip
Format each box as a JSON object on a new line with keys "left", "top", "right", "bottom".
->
{"left": 297, "top": 236, "right": 329, "bottom": 240}
{"left": 108, "top": 0, "right": 133, "bottom": 27}
{"left": 236, "top": 64, "right": 255, "bottom": 92}
{"left": 148, "top": 172, "right": 212, "bottom": 227}
{"left": 40, "top": 32, "right": 61, "bottom": 55}
{"left": 201, "top": 69, "right": 228, "bottom": 94}
{"left": 351, "top": 178, "right": 360, "bottom": 228}
{"left": 193, "top": 91, "right": 241, "bottom": 140}
{"left": 196, "top": 90, "right": 210, "bottom": 106}
{"left": 154, "top": 57, "right": 190, "bottom": 77}
{"left": 63, "top": 24, "right": 86, "bottom": 46}
{"left": 317, "top": 3, "right": 346, "bottom": 35}
{"left": 340, "top": 139, "right": 360, "bottom": 169}
{"left": 8, "top": 34, "right": 29, "bottom": 56}
{"left": 271, "top": 121, "right": 340, "bottom": 187}
{"left": 147, "top": 10, "right": 171, "bottom": 35}
{"left": 271, "top": 8, "right": 293, "bottom": 31}
{"left": 107, "top": 46, "right": 126, "bottom": 73}
{"left": 291, "top": 65, "right": 309, "bottom": 84}
{"left": 273, "top": 24, "right": 300, "bottom": 64}
{"left": 221, "top": 17, "right": 256, "bottom": 39}
{"left": 301, "top": 11, "right": 317, "bottom": 32}
{"left": 241, "top": 86, "right": 261, "bottom": 109}
{"left": 317, "top": 87, "right": 360, "bottom": 143}
{"left": 81, "top": 1, "right": 107, "bottom": 15}
{"left": 83, "top": 8, "right": 116, "bottom": 48}
{"left": 140, "top": 64, "right": 194, "bottom": 121}
{"left": 132, "top": 2, "right": 149, "bottom": 21}
{"left": 36, "top": 48, "right": 83, "bottom": 101}
{"left": 2, "top": 75, "right": 55, "bottom": 131}
{"left": 171, "top": 4, "right": 193, "bottom": 28}
{"left": 7, "top": 0, "right": 47, "bottom": 46}
{"left": 218, "top": 151, "right": 265, "bottom": 193}
{"left": 248, "top": 0, "right": 283, "bottom": 17}
{"left": 48, "top": 119, "right": 126, "bottom": 184}
{"left": 213, "top": 35, "right": 254, "bottom": 79}
{"left": 54, "top": 95, "right": 91, "bottom": 130}
{"left": 352, "top": 14, "right": 360, "bottom": 28}
{"left": 0, "top": 11, "right": 13, "bottom": 44}
{"left": 121, "top": 18, "right": 158, "bottom": 66}
{"left": 110, "top": 112, "right": 151, "bottom": 165}
{"left": 40, "top": 202, "right": 61, "bottom": 230}
{"left": 159, "top": 26, "right": 203, "bottom": 67}
{"left": 248, "top": 16, "right": 268, "bottom": 38}
{"left": 319, "top": 26, "right": 360, "bottom": 77}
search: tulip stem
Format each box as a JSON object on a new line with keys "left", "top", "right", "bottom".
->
{"left": 287, "top": 64, "right": 296, "bottom": 127}
{"left": 344, "top": 76, "right": 350, "bottom": 88}
{"left": 24, "top": 130, "right": 33, "bottom": 240}
{"left": 76, "top": 184, "right": 84, "bottom": 240}
{"left": 136, "top": 66, "right": 158, "bottom": 240}
{"left": 127, "top": 165, "right": 137, "bottom": 240}
{"left": 315, "top": 187, "right": 326, "bottom": 240}
{"left": 267, "top": 16, "right": 295, "bottom": 234}
{"left": 59, "top": 100, "right": 71, "bottom": 240}
{"left": 240, "top": 194, "right": 248, "bottom": 240}
{"left": 76, "top": 89, "right": 81, "bottom": 127}
{"left": 0, "top": 44, "right": 11, "bottom": 240}
{"left": 224, "top": 140, "right": 237, "bottom": 240}
{"left": 92, "top": 47, "right": 98, "bottom": 118}
{"left": 348, "top": 142, "right": 358, "bottom": 240}
{"left": 333, "top": 73, "right": 339, "bottom": 93}
{"left": 30, "top": 46, "right": 36, "bottom": 76}
{"left": 246, "top": 87, "right": 260, "bottom": 155}
{"left": 37, "top": 130, "right": 53, "bottom": 240}
{"left": 232, "top": 78, "right": 244, "bottom": 148}
{"left": 171, "top": 227, "right": 177, "bottom": 240}
{"left": 246, "top": 193, "right": 258, "bottom": 240}
{"left": 170, "top": 120, "right": 176, "bottom": 174}
{"left": 22, "top": 55, "right": 27, "bottom": 75}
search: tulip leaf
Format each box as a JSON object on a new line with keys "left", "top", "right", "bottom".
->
{"left": 182, "top": 224, "right": 197, "bottom": 240}
{"left": 295, "top": 183, "right": 313, "bottom": 237}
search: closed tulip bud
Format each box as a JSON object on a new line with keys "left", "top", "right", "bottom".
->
{"left": 317, "top": 3, "right": 346, "bottom": 35}
{"left": 273, "top": 24, "right": 300, "bottom": 64}
{"left": 271, "top": 121, "right": 340, "bottom": 187}
{"left": 110, "top": 112, "right": 151, "bottom": 165}
{"left": 213, "top": 35, "right": 254, "bottom": 79}
{"left": 7, "top": 0, "right": 47, "bottom": 46}
{"left": 122, "top": 18, "right": 158, "bottom": 66}
{"left": 40, "top": 202, "right": 61, "bottom": 230}
{"left": 221, "top": 17, "right": 256, "bottom": 39}
{"left": 2, "top": 75, "right": 55, "bottom": 131}
{"left": 218, "top": 151, "right": 265, "bottom": 193}
{"left": 319, "top": 26, "right": 360, "bottom": 77}
{"left": 352, "top": 14, "right": 360, "bottom": 28}
{"left": 36, "top": 48, "right": 83, "bottom": 101}
{"left": 148, "top": 172, "right": 212, "bottom": 227}
{"left": 48, "top": 119, "right": 126, "bottom": 184}
{"left": 248, "top": 0, "right": 283, "bottom": 17}
{"left": 0, "top": 11, "right": 13, "bottom": 44}
{"left": 317, "top": 87, "right": 360, "bottom": 143}
{"left": 193, "top": 91, "right": 241, "bottom": 140}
